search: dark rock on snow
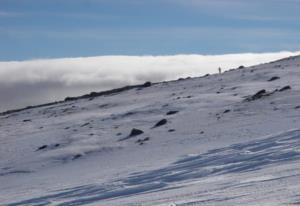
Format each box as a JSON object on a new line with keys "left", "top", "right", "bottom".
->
{"left": 279, "top": 86, "right": 291, "bottom": 92}
{"left": 268, "top": 76, "right": 280, "bottom": 82}
{"left": 80, "top": 123, "right": 90, "bottom": 127}
{"left": 245, "top": 89, "right": 268, "bottom": 101}
{"left": 73, "top": 154, "right": 82, "bottom": 160}
{"left": 119, "top": 128, "right": 144, "bottom": 141}
{"left": 152, "top": 119, "right": 167, "bottom": 128}
{"left": 223, "top": 109, "right": 231, "bottom": 114}
{"left": 129, "top": 128, "right": 144, "bottom": 137}
{"left": 143, "top": 81, "right": 152, "bottom": 87}
{"left": 166, "top": 111, "right": 178, "bottom": 115}
{"left": 36, "top": 145, "right": 48, "bottom": 151}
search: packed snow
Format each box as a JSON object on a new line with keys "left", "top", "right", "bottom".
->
{"left": 1, "top": 55, "right": 300, "bottom": 205}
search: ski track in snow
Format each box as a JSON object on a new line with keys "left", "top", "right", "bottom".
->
{"left": 1, "top": 55, "right": 300, "bottom": 205}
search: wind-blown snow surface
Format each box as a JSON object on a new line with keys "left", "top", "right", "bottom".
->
{"left": 1, "top": 56, "right": 300, "bottom": 205}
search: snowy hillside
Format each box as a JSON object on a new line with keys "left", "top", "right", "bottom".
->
{"left": 1, "top": 55, "right": 300, "bottom": 206}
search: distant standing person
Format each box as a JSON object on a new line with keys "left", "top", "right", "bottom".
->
{"left": 218, "top": 67, "right": 222, "bottom": 74}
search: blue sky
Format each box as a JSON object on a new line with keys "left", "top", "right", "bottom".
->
{"left": 0, "top": 0, "right": 300, "bottom": 60}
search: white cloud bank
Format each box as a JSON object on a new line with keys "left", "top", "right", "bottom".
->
{"left": 1, "top": 51, "right": 300, "bottom": 112}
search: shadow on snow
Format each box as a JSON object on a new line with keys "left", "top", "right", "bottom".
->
{"left": 6, "top": 129, "right": 300, "bottom": 206}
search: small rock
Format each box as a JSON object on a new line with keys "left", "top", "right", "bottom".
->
{"left": 23, "top": 119, "right": 31, "bottom": 122}
{"left": 143, "top": 81, "right": 152, "bottom": 87}
{"left": 245, "top": 89, "right": 267, "bottom": 101}
{"left": 153, "top": 119, "right": 167, "bottom": 128}
{"left": 168, "top": 129, "right": 175, "bottom": 132}
{"left": 129, "top": 128, "right": 144, "bottom": 137}
{"left": 295, "top": 106, "right": 300, "bottom": 109}
{"left": 36, "top": 145, "right": 48, "bottom": 151}
{"left": 268, "top": 76, "right": 280, "bottom": 81}
{"left": 143, "top": 137, "right": 150, "bottom": 141}
{"left": 223, "top": 109, "right": 231, "bottom": 114}
{"left": 73, "top": 154, "right": 82, "bottom": 160}
{"left": 166, "top": 111, "right": 178, "bottom": 115}
{"left": 279, "top": 86, "right": 291, "bottom": 92}
{"left": 135, "top": 139, "right": 143, "bottom": 143}
{"left": 80, "top": 123, "right": 90, "bottom": 127}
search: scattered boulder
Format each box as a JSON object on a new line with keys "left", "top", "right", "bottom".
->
{"left": 168, "top": 129, "right": 175, "bottom": 132}
{"left": 99, "top": 103, "right": 109, "bottom": 108}
{"left": 23, "top": 119, "right": 31, "bottom": 122}
{"left": 279, "top": 85, "right": 291, "bottom": 92}
{"left": 80, "top": 123, "right": 90, "bottom": 127}
{"left": 166, "top": 111, "right": 178, "bottom": 115}
{"left": 152, "top": 119, "right": 167, "bottom": 128}
{"left": 89, "top": 92, "right": 99, "bottom": 97}
{"left": 238, "top": 65, "right": 245, "bottom": 69}
{"left": 295, "top": 106, "right": 300, "bottom": 109}
{"left": 135, "top": 137, "right": 150, "bottom": 145}
{"left": 129, "top": 128, "right": 144, "bottom": 137}
{"left": 223, "top": 109, "right": 231, "bottom": 114}
{"left": 73, "top": 154, "right": 82, "bottom": 160}
{"left": 119, "top": 128, "right": 144, "bottom": 141}
{"left": 268, "top": 76, "right": 280, "bottom": 82}
{"left": 143, "top": 81, "right": 152, "bottom": 87}
{"left": 36, "top": 145, "right": 47, "bottom": 151}
{"left": 245, "top": 89, "right": 268, "bottom": 101}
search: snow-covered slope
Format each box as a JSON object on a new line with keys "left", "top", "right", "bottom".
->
{"left": 1, "top": 55, "right": 300, "bottom": 206}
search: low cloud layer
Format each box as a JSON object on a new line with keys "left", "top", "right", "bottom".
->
{"left": 1, "top": 51, "right": 300, "bottom": 112}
